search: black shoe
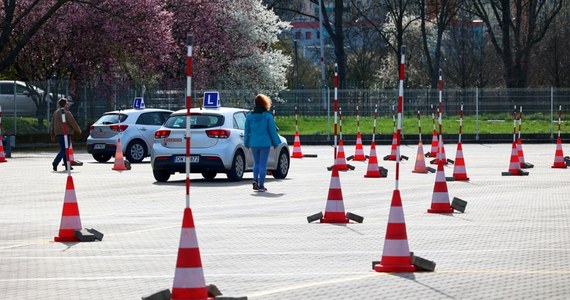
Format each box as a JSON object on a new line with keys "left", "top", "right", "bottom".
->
{"left": 252, "top": 181, "right": 259, "bottom": 190}
{"left": 52, "top": 162, "right": 57, "bottom": 171}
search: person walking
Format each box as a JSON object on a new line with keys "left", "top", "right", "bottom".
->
{"left": 244, "top": 94, "right": 281, "bottom": 192}
{"left": 50, "top": 98, "right": 82, "bottom": 171}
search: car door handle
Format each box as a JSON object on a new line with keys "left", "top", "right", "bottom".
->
{"left": 240, "top": 133, "right": 244, "bottom": 137}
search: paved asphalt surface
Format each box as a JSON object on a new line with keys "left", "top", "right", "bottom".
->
{"left": 1, "top": 142, "right": 569, "bottom": 299}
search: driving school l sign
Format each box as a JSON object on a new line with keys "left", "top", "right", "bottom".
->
{"left": 203, "top": 91, "right": 220, "bottom": 108}
{"left": 133, "top": 97, "right": 145, "bottom": 109}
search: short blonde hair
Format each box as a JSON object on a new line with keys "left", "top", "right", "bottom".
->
{"left": 254, "top": 94, "right": 271, "bottom": 110}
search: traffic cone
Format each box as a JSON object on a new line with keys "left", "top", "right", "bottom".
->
{"left": 516, "top": 138, "right": 525, "bottom": 167}
{"left": 0, "top": 107, "right": 5, "bottom": 162}
{"left": 352, "top": 132, "right": 366, "bottom": 161}
{"left": 61, "top": 138, "right": 82, "bottom": 166}
{"left": 451, "top": 142, "right": 470, "bottom": 180}
{"left": 384, "top": 132, "right": 398, "bottom": 161}
{"left": 68, "top": 139, "right": 76, "bottom": 164}
{"left": 320, "top": 166, "right": 349, "bottom": 223}
{"left": 335, "top": 139, "right": 349, "bottom": 171}
{"left": 291, "top": 131, "right": 304, "bottom": 158}
{"left": 503, "top": 141, "right": 527, "bottom": 176}
{"left": 112, "top": 138, "right": 128, "bottom": 171}
{"left": 430, "top": 137, "right": 448, "bottom": 165}
{"left": 374, "top": 189, "right": 416, "bottom": 273}
{"left": 552, "top": 137, "right": 567, "bottom": 168}
{"left": 427, "top": 160, "right": 454, "bottom": 213}
{"left": 412, "top": 140, "right": 428, "bottom": 173}
{"left": 428, "top": 130, "right": 438, "bottom": 157}
{"left": 364, "top": 141, "right": 383, "bottom": 178}
{"left": 171, "top": 207, "right": 213, "bottom": 300}
{"left": 0, "top": 135, "right": 6, "bottom": 163}
{"left": 54, "top": 176, "right": 82, "bottom": 242}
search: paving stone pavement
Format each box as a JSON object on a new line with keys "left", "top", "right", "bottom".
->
{"left": 1, "top": 142, "right": 569, "bottom": 299}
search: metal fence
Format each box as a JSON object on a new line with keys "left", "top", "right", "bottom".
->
{"left": 111, "top": 87, "right": 570, "bottom": 117}
{"left": 1, "top": 79, "right": 570, "bottom": 135}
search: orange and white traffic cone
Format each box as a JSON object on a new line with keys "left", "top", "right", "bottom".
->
{"left": 68, "top": 139, "right": 76, "bottom": 164}
{"left": 335, "top": 139, "right": 349, "bottom": 171}
{"left": 427, "top": 160, "right": 454, "bottom": 213}
{"left": 320, "top": 166, "right": 349, "bottom": 223}
{"left": 384, "top": 132, "right": 398, "bottom": 161}
{"left": 451, "top": 142, "right": 470, "bottom": 180}
{"left": 430, "top": 137, "right": 448, "bottom": 165}
{"left": 54, "top": 176, "right": 82, "bottom": 242}
{"left": 352, "top": 132, "right": 366, "bottom": 161}
{"left": 516, "top": 138, "right": 527, "bottom": 167}
{"left": 291, "top": 131, "right": 304, "bottom": 159}
{"left": 374, "top": 189, "right": 416, "bottom": 273}
{"left": 502, "top": 141, "right": 527, "bottom": 176}
{"left": 516, "top": 107, "right": 533, "bottom": 168}
{"left": 364, "top": 141, "right": 383, "bottom": 178}
{"left": 412, "top": 140, "right": 428, "bottom": 173}
{"left": 552, "top": 137, "right": 567, "bottom": 168}
{"left": 0, "top": 136, "right": 6, "bottom": 163}
{"left": 429, "top": 130, "right": 438, "bottom": 157}
{"left": 62, "top": 138, "right": 82, "bottom": 166}
{"left": 112, "top": 138, "right": 128, "bottom": 171}
{"left": 171, "top": 207, "right": 213, "bottom": 300}
{"left": 0, "top": 107, "right": 6, "bottom": 163}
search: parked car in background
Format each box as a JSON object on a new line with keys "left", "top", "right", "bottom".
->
{"left": 151, "top": 105, "right": 290, "bottom": 182}
{"left": 0, "top": 81, "right": 41, "bottom": 116}
{"left": 0, "top": 80, "right": 70, "bottom": 116}
{"left": 87, "top": 108, "right": 173, "bottom": 163}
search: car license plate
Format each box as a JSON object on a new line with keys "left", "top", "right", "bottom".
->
{"left": 174, "top": 156, "right": 199, "bottom": 163}
{"left": 94, "top": 144, "right": 105, "bottom": 150}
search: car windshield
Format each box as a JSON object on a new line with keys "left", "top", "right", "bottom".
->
{"left": 164, "top": 114, "right": 223, "bottom": 129}
{"left": 96, "top": 113, "right": 128, "bottom": 125}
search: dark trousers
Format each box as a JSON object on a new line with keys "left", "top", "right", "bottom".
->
{"left": 53, "top": 135, "right": 68, "bottom": 166}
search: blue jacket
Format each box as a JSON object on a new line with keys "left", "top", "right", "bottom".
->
{"left": 244, "top": 106, "right": 281, "bottom": 148}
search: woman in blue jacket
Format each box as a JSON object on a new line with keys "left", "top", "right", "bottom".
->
{"left": 244, "top": 94, "right": 281, "bottom": 192}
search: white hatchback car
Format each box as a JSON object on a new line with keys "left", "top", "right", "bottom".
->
{"left": 151, "top": 106, "right": 290, "bottom": 182}
{"left": 87, "top": 108, "right": 173, "bottom": 163}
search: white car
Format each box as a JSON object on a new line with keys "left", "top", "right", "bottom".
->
{"left": 0, "top": 80, "right": 67, "bottom": 116}
{"left": 151, "top": 106, "right": 290, "bottom": 182}
{"left": 87, "top": 108, "right": 173, "bottom": 163}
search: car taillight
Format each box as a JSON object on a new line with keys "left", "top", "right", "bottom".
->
{"left": 206, "top": 129, "right": 230, "bottom": 139}
{"left": 110, "top": 124, "right": 129, "bottom": 132}
{"left": 89, "top": 125, "right": 94, "bottom": 132}
{"left": 155, "top": 130, "right": 171, "bottom": 139}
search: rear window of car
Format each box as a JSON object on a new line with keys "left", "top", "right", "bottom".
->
{"left": 136, "top": 112, "right": 171, "bottom": 126}
{"left": 95, "top": 113, "right": 127, "bottom": 124}
{"left": 164, "top": 114, "right": 224, "bottom": 129}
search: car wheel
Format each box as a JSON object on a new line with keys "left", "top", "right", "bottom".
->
{"left": 272, "top": 148, "right": 290, "bottom": 179}
{"left": 153, "top": 170, "right": 170, "bottom": 182}
{"left": 92, "top": 153, "right": 112, "bottom": 163}
{"left": 201, "top": 172, "right": 217, "bottom": 180}
{"left": 125, "top": 140, "right": 146, "bottom": 163}
{"left": 227, "top": 151, "right": 245, "bottom": 182}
